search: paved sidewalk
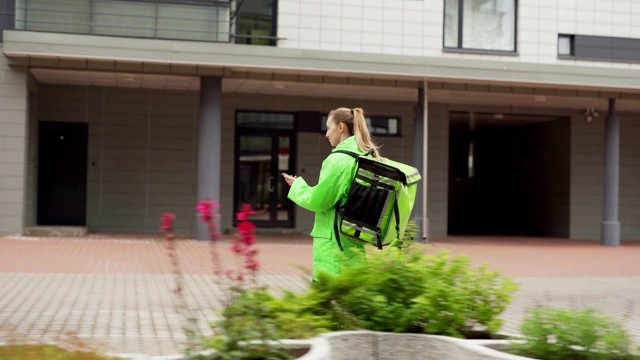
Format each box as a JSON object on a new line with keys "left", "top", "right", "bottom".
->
{"left": 0, "top": 234, "right": 639, "bottom": 358}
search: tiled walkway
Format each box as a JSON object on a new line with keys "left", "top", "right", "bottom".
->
{"left": 1, "top": 234, "right": 639, "bottom": 358}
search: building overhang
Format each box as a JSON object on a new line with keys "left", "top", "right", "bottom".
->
{"left": 4, "top": 30, "right": 640, "bottom": 91}
{"left": 3, "top": 30, "right": 640, "bottom": 111}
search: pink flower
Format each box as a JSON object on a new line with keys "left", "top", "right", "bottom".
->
{"left": 230, "top": 243, "right": 246, "bottom": 254}
{"left": 224, "top": 269, "right": 245, "bottom": 282}
{"left": 236, "top": 204, "right": 256, "bottom": 221}
{"left": 244, "top": 257, "right": 260, "bottom": 271}
{"left": 229, "top": 204, "right": 261, "bottom": 274}
{"left": 197, "top": 200, "right": 219, "bottom": 223}
{"left": 208, "top": 223, "right": 221, "bottom": 241}
{"left": 238, "top": 221, "right": 255, "bottom": 232}
{"left": 245, "top": 249, "right": 259, "bottom": 257}
{"left": 160, "top": 213, "right": 176, "bottom": 232}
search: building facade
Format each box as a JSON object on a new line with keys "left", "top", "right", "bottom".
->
{"left": 0, "top": 0, "right": 638, "bottom": 242}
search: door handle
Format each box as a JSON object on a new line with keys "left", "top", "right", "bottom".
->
{"left": 268, "top": 176, "right": 274, "bottom": 192}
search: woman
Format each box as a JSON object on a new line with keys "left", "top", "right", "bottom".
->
{"left": 283, "top": 107, "right": 380, "bottom": 281}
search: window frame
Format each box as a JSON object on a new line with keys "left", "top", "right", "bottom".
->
{"left": 233, "top": 0, "right": 278, "bottom": 46}
{"left": 442, "top": 0, "right": 519, "bottom": 55}
{"left": 557, "top": 34, "right": 575, "bottom": 57}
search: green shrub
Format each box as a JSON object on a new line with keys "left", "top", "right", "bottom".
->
{"left": 203, "top": 286, "right": 339, "bottom": 359}
{"left": 204, "top": 287, "right": 294, "bottom": 360}
{"left": 309, "top": 246, "right": 518, "bottom": 338}
{"left": 266, "top": 290, "right": 344, "bottom": 339}
{"left": 205, "top": 245, "right": 518, "bottom": 357}
{"left": 512, "top": 307, "right": 640, "bottom": 360}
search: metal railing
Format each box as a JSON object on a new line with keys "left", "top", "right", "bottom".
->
{"left": 14, "top": 0, "right": 232, "bottom": 42}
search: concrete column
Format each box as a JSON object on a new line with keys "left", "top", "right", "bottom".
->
{"left": 412, "top": 82, "right": 429, "bottom": 241}
{"left": 196, "top": 77, "right": 222, "bottom": 240}
{"left": 601, "top": 98, "right": 620, "bottom": 246}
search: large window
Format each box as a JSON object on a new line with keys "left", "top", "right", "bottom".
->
{"left": 15, "top": 0, "right": 230, "bottom": 42}
{"left": 444, "top": 0, "right": 517, "bottom": 52}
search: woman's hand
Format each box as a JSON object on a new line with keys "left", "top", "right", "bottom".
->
{"left": 282, "top": 173, "right": 298, "bottom": 186}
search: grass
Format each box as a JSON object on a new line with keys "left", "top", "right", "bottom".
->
{"left": 0, "top": 325, "right": 119, "bottom": 360}
{"left": 0, "top": 344, "right": 121, "bottom": 360}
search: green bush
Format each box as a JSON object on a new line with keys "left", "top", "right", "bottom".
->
{"left": 512, "top": 307, "right": 640, "bottom": 360}
{"left": 205, "top": 245, "right": 519, "bottom": 358}
{"left": 309, "top": 247, "right": 518, "bottom": 338}
{"left": 205, "top": 287, "right": 294, "bottom": 360}
{"left": 266, "top": 290, "right": 342, "bottom": 339}
{"left": 205, "top": 287, "right": 343, "bottom": 359}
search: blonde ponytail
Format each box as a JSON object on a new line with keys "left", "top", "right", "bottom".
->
{"left": 328, "top": 107, "right": 380, "bottom": 159}
{"left": 351, "top": 108, "right": 380, "bottom": 159}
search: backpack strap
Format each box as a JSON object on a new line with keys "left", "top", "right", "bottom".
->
{"left": 330, "top": 149, "right": 360, "bottom": 252}
{"left": 333, "top": 202, "right": 344, "bottom": 252}
{"left": 332, "top": 149, "right": 360, "bottom": 158}
{"left": 391, "top": 200, "right": 401, "bottom": 249}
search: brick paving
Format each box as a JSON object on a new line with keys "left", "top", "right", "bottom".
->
{"left": 0, "top": 233, "right": 639, "bottom": 358}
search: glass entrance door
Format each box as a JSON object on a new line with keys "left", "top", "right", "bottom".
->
{"left": 235, "top": 128, "right": 294, "bottom": 227}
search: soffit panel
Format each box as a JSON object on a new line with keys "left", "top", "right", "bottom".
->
{"left": 29, "top": 68, "right": 420, "bottom": 101}
{"left": 30, "top": 68, "right": 640, "bottom": 112}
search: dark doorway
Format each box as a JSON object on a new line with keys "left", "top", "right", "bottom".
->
{"left": 448, "top": 112, "right": 570, "bottom": 237}
{"left": 234, "top": 112, "right": 295, "bottom": 227}
{"left": 37, "top": 121, "right": 88, "bottom": 226}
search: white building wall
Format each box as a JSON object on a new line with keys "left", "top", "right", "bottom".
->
{"left": 278, "top": 0, "right": 640, "bottom": 70}
{"left": 0, "top": 53, "right": 27, "bottom": 236}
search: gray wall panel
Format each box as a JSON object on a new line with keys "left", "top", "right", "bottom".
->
{"left": 0, "top": 52, "right": 27, "bottom": 236}
{"left": 620, "top": 114, "right": 640, "bottom": 239}
{"left": 612, "top": 49, "right": 640, "bottom": 61}
{"left": 570, "top": 112, "right": 604, "bottom": 240}
{"left": 573, "top": 35, "right": 640, "bottom": 63}
{"left": 38, "top": 85, "right": 199, "bottom": 234}
{"left": 612, "top": 38, "right": 640, "bottom": 50}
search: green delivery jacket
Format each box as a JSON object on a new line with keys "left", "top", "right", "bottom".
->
{"left": 288, "top": 136, "right": 366, "bottom": 280}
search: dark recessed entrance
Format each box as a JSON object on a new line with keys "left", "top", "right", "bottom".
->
{"left": 448, "top": 112, "right": 570, "bottom": 237}
{"left": 37, "top": 121, "right": 88, "bottom": 226}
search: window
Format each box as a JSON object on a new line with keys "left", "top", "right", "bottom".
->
{"left": 237, "top": 112, "right": 294, "bottom": 129}
{"left": 444, "top": 0, "right": 517, "bottom": 52}
{"left": 14, "top": 0, "right": 230, "bottom": 42}
{"left": 321, "top": 115, "right": 400, "bottom": 136}
{"left": 234, "top": 0, "right": 277, "bottom": 45}
{"left": 557, "top": 34, "right": 574, "bottom": 56}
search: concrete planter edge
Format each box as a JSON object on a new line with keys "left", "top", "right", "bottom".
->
{"left": 117, "top": 331, "right": 531, "bottom": 360}
{"left": 296, "top": 331, "right": 535, "bottom": 360}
